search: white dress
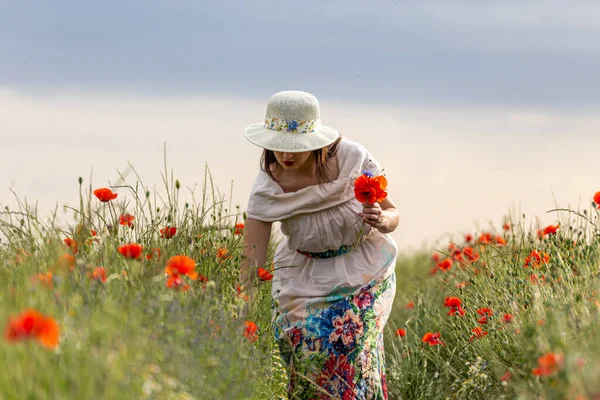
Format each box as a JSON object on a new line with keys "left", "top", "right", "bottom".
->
{"left": 246, "top": 137, "right": 398, "bottom": 325}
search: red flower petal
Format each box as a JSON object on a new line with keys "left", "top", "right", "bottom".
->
{"left": 93, "top": 188, "right": 118, "bottom": 202}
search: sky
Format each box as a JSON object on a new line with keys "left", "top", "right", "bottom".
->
{"left": 1, "top": 1, "right": 599, "bottom": 252}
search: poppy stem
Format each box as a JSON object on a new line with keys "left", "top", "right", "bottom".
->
{"left": 107, "top": 200, "right": 118, "bottom": 236}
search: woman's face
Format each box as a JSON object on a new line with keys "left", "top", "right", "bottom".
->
{"left": 273, "top": 150, "right": 314, "bottom": 171}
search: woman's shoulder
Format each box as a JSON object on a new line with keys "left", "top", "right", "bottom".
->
{"left": 338, "top": 137, "right": 371, "bottom": 159}
{"left": 338, "top": 136, "right": 360, "bottom": 151}
{"left": 338, "top": 137, "right": 378, "bottom": 173}
{"left": 244, "top": 167, "right": 276, "bottom": 200}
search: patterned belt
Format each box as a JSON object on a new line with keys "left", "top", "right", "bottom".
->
{"left": 296, "top": 234, "right": 369, "bottom": 259}
{"left": 296, "top": 244, "right": 355, "bottom": 259}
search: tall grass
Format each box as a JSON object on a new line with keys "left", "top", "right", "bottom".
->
{"left": 385, "top": 208, "right": 600, "bottom": 399}
{"left": 1, "top": 156, "right": 599, "bottom": 399}
{"left": 0, "top": 159, "right": 286, "bottom": 399}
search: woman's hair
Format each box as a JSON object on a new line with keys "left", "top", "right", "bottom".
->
{"left": 261, "top": 136, "right": 343, "bottom": 185}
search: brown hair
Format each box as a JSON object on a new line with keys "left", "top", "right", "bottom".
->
{"left": 261, "top": 136, "right": 343, "bottom": 186}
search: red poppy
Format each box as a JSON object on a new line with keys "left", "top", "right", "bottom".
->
{"left": 118, "top": 243, "right": 143, "bottom": 259}
{"left": 353, "top": 173, "right": 388, "bottom": 204}
{"left": 244, "top": 320, "right": 258, "bottom": 342}
{"left": 444, "top": 297, "right": 462, "bottom": 308}
{"left": 444, "top": 297, "right": 465, "bottom": 316}
{"left": 257, "top": 266, "right": 273, "bottom": 281}
{"left": 89, "top": 267, "right": 107, "bottom": 283}
{"left": 478, "top": 232, "right": 493, "bottom": 244}
{"left": 4, "top": 309, "right": 60, "bottom": 350}
{"left": 405, "top": 301, "right": 414, "bottom": 310}
{"left": 422, "top": 332, "right": 445, "bottom": 346}
{"left": 524, "top": 249, "right": 550, "bottom": 269}
{"left": 476, "top": 307, "right": 493, "bottom": 317}
{"left": 502, "top": 314, "right": 514, "bottom": 324}
{"left": 542, "top": 224, "right": 560, "bottom": 236}
{"left": 495, "top": 236, "right": 506, "bottom": 246}
{"left": 164, "top": 255, "right": 204, "bottom": 289}
{"left": 437, "top": 258, "right": 453, "bottom": 272}
{"left": 464, "top": 234, "right": 473, "bottom": 242}
{"left": 160, "top": 226, "right": 177, "bottom": 239}
{"left": 165, "top": 255, "right": 198, "bottom": 281}
{"left": 503, "top": 223, "right": 511, "bottom": 232}
{"left": 93, "top": 188, "right": 118, "bottom": 202}
{"left": 463, "top": 247, "right": 479, "bottom": 262}
{"left": 63, "top": 238, "right": 79, "bottom": 254}
{"left": 235, "top": 223, "right": 244, "bottom": 236}
{"left": 395, "top": 328, "right": 406, "bottom": 337}
{"left": 119, "top": 214, "right": 134, "bottom": 228}
{"left": 532, "top": 352, "right": 563, "bottom": 376}
{"left": 469, "top": 327, "right": 489, "bottom": 341}
{"left": 594, "top": 191, "right": 600, "bottom": 208}
{"left": 476, "top": 308, "right": 493, "bottom": 324}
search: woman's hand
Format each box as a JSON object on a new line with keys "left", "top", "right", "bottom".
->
{"left": 358, "top": 202, "right": 386, "bottom": 229}
{"left": 358, "top": 200, "right": 400, "bottom": 234}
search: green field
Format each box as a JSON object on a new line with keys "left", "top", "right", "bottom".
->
{"left": 1, "top": 167, "right": 599, "bottom": 400}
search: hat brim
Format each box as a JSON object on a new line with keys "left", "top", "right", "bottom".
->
{"left": 244, "top": 123, "right": 340, "bottom": 152}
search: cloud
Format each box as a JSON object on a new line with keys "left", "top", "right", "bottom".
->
{"left": 1, "top": 1, "right": 599, "bottom": 108}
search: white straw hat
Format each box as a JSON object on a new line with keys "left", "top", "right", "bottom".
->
{"left": 245, "top": 91, "right": 340, "bottom": 152}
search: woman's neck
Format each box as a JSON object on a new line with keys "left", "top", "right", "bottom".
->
{"left": 292, "top": 153, "right": 317, "bottom": 178}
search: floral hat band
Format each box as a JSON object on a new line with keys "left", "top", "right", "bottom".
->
{"left": 264, "top": 117, "right": 320, "bottom": 134}
{"left": 245, "top": 90, "right": 340, "bottom": 152}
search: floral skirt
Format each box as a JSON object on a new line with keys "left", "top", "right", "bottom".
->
{"left": 272, "top": 271, "right": 396, "bottom": 400}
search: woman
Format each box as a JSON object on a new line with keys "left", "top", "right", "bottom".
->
{"left": 242, "top": 90, "right": 399, "bottom": 399}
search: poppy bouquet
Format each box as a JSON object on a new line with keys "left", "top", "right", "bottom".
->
{"left": 353, "top": 171, "right": 388, "bottom": 204}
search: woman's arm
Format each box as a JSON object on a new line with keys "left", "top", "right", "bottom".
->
{"left": 240, "top": 217, "right": 273, "bottom": 289}
{"left": 359, "top": 195, "right": 399, "bottom": 234}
